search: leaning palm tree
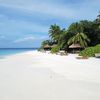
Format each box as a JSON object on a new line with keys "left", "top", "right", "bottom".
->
{"left": 67, "top": 32, "right": 90, "bottom": 48}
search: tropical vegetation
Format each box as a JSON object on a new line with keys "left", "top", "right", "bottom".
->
{"left": 79, "top": 44, "right": 100, "bottom": 57}
{"left": 39, "top": 12, "right": 100, "bottom": 57}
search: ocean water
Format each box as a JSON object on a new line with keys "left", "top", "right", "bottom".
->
{"left": 0, "top": 48, "right": 37, "bottom": 56}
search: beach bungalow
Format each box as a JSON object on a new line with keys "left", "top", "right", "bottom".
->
{"left": 43, "top": 44, "right": 57, "bottom": 51}
{"left": 43, "top": 44, "right": 51, "bottom": 51}
{"left": 68, "top": 43, "right": 83, "bottom": 53}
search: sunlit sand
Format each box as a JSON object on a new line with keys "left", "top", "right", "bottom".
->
{"left": 0, "top": 51, "right": 100, "bottom": 100}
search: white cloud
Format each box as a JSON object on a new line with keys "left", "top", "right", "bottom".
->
{"left": 0, "top": 17, "right": 49, "bottom": 35}
{"left": 38, "top": 36, "right": 49, "bottom": 40}
{"left": 13, "top": 35, "right": 48, "bottom": 43}
{"left": 0, "top": 0, "right": 79, "bottom": 19}
{"left": 13, "top": 36, "right": 35, "bottom": 43}
{"left": 0, "top": 0, "right": 99, "bottom": 20}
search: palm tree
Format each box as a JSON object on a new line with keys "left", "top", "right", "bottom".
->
{"left": 68, "top": 32, "right": 90, "bottom": 48}
{"left": 67, "top": 22, "right": 90, "bottom": 48}
{"left": 68, "top": 22, "right": 83, "bottom": 34}
{"left": 56, "top": 29, "right": 66, "bottom": 48}
{"left": 57, "top": 29, "right": 69, "bottom": 49}
{"left": 48, "top": 24, "right": 61, "bottom": 43}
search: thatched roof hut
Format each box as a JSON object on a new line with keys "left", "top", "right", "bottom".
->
{"left": 43, "top": 44, "right": 51, "bottom": 49}
{"left": 43, "top": 44, "right": 57, "bottom": 51}
{"left": 69, "top": 43, "right": 83, "bottom": 49}
{"left": 68, "top": 44, "right": 83, "bottom": 53}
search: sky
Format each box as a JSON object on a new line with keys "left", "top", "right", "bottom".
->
{"left": 0, "top": 0, "right": 100, "bottom": 48}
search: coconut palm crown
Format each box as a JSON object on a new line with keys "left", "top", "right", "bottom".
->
{"left": 68, "top": 32, "right": 90, "bottom": 48}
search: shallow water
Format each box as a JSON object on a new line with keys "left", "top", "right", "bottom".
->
{"left": 0, "top": 48, "right": 37, "bottom": 56}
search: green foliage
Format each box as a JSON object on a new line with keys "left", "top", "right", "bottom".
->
{"left": 67, "top": 33, "right": 90, "bottom": 48}
{"left": 95, "top": 44, "right": 100, "bottom": 53}
{"left": 51, "top": 46, "right": 60, "bottom": 53}
{"left": 95, "top": 44, "right": 100, "bottom": 47}
{"left": 48, "top": 24, "right": 61, "bottom": 42}
{"left": 48, "top": 24, "right": 70, "bottom": 50}
{"left": 79, "top": 47, "right": 95, "bottom": 57}
{"left": 40, "top": 12, "right": 100, "bottom": 53}
{"left": 79, "top": 44, "right": 100, "bottom": 57}
{"left": 68, "top": 22, "right": 83, "bottom": 33}
{"left": 57, "top": 29, "right": 67, "bottom": 48}
{"left": 40, "top": 40, "right": 51, "bottom": 48}
{"left": 41, "top": 40, "right": 51, "bottom": 46}
{"left": 38, "top": 40, "right": 52, "bottom": 51}
{"left": 68, "top": 19, "right": 100, "bottom": 46}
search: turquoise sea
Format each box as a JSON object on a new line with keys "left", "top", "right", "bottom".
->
{"left": 0, "top": 48, "right": 37, "bottom": 56}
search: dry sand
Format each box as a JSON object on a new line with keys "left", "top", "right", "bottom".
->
{"left": 0, "top": 50, "right": 100, "bottom": 100}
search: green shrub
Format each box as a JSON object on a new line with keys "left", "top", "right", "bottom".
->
{"left": 79, "top": 44, "right": 100, "bottom": 57}
{"left": 94, "top": 45, "right": 100, "bottom": 53}
{"left": 51, "top": 46, "right": 60, "bottom": 53}
{"left": 95, "top": 44, "right": 100, "bottom": 47}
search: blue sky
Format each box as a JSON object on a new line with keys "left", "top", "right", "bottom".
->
{"left": 0, "top": 0, "right": 100, "bottom": 48}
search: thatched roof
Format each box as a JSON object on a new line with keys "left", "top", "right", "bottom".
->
{"left": 44, "top": 44, "right": 57, "bottom": 49}
{"left": 43, "top": 44, "right": 51, "bottom": 49}
{"left": 69, "top": 44, "right": 83, "bottom": 48}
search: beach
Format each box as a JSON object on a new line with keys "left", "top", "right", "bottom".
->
{"left": 0, "top": 50, "right": 100, "bottom": 100}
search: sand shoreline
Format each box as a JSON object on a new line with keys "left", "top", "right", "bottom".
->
{"left": 0, "top": 50, "right": 100, "bottom": 100}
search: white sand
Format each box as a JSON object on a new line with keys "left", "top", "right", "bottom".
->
{"left": 0, "top": 50, "right": 100, "bottom": 100}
